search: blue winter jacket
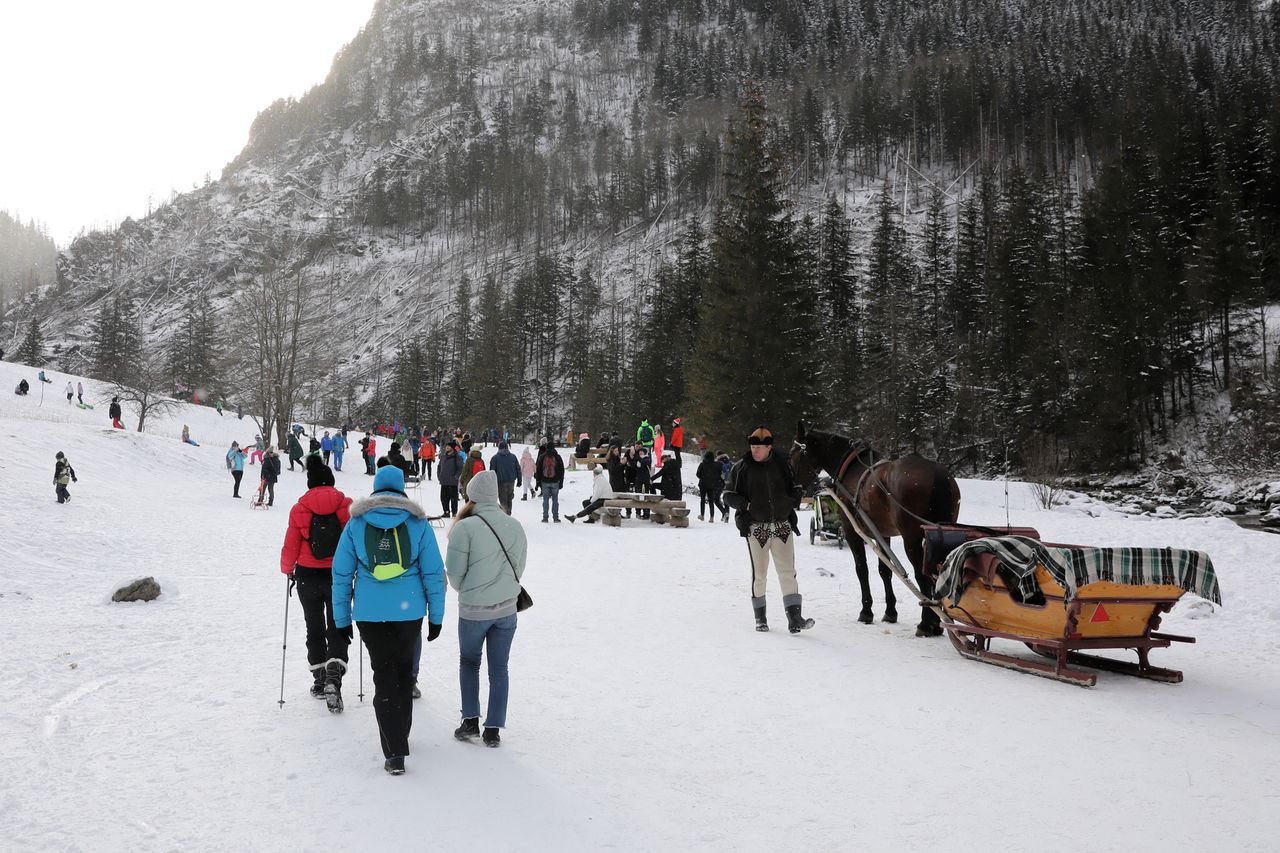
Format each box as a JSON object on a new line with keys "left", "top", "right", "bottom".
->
{"left": 488, "top": 448, "right": 522, "bottom": 485}
{"left": 226, "top": 448, "right": 246, "bottom": 471}
{"left": 332, "top": 434, "right": 347, "bottom": 452}
{"left": 321, "top": 435, "right": 333, "bottom": 452}
{"left": 331, "top": 484, "right": 446, "bottom": 628}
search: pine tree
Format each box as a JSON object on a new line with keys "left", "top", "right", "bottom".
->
{"left": 862, "top": 181, "right": 916, "bottom": 449}
{"left": 688, "top": 88, "right": 818, "bottom": 447}
{"left": 15, "top": 314, "right": 44, "bottom": 366}
{"left": 816, "top": 194, "right": 858, "bottom": 429}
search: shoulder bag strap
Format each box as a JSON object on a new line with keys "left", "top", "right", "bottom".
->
{"left": 474, "top": 514, "right": 519, "bottom": 585}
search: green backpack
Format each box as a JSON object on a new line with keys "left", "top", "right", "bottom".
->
{"left": 364, "top": 523, "right": 412, "bottom": 581}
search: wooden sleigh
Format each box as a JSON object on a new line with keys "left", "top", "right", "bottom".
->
{"left": 922, "top": 525, "right": 1201, "bottom": 687}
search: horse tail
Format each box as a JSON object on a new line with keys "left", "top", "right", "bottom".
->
{"left": 926, "top": 465, "right": 958, "bottom": 523}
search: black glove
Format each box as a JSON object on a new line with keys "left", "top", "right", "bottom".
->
{"left": 339, "top": 624, "right": 354, "bottom": 643}
{"left": 426, "top": 622, "right": 442, "bottom": 642}
{"left": 286, "top": 574, "right": 296, "bottom": 596}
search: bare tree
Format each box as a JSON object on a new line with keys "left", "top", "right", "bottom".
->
{"left": 230, "top": 263, "right": 329, "bottom": 448}
{"left": 110, "top": 347, "right": 181, "bottom": 432}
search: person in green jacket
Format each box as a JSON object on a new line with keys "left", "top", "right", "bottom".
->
{"left": 287, "top": 431, "right": 305, "bottom": 471}
{"left": 446, "top": 470, "right": 527, "bottom": 748}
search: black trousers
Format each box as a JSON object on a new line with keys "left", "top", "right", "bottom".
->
{"left": 440, "top": 484, "right": 459, "bottom": 516}
{"left": 258, "top": 480, "right": 275, "bottom": 506}
{"left": 358, "top": 619, "right": 422, "bottom": 759}
{"left": 232, "top": 470, "right": 243, "bottom": 496}
{"left": 700, "top": 487, "right": 725, "bottom": 517}
{"left": 295, "top": 568, "right": 349, "bottom": 673}
{"left": 572, "top": 498, "right": 606, "bottom": 519}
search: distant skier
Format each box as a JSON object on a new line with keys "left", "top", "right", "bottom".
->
{"left": 53, "top": 451, "right": 77, "bottom": 504}
{"left": 226, "top": 441, "right": 247, "bottom": 498}
{"left": 281, "top": 456, "right": 351, "bottom": 707}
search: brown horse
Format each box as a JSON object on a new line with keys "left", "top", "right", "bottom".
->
{"left": 791, "top": 421, "right": 961, "bottom": 636}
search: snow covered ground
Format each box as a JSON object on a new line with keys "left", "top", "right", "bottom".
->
{"left": 1, "top": 359, "right": 1278, "bottom": 852}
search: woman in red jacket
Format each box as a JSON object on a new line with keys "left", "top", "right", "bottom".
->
{"left": 281, "top": 456, "right": 354, "bottom": 710}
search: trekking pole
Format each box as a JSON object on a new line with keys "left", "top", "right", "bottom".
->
{"left": 358, "top": 630, "right": 365, "bottom": 702}
{"left": 278, "top": 577, "right": 292, "bottom": 708}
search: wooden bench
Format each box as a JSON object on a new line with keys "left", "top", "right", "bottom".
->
{"left": 594, "top": 493, "right": 690, "bottom": 528}
{"left": 574, "top": 453, "right": 611, "bottom": 470}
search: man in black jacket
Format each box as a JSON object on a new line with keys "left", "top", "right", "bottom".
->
{"left": 723, "top": 426, "right": 814, "bottom": 634}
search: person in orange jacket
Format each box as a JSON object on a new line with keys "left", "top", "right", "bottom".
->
{"left": 418, "top": 437, "right": 437, "bottom": 480}
{"left": 670, "top": 417, "right": 684, "bottom": 453}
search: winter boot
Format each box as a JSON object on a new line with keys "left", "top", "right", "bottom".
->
{"left": 384, "top": 756, "right": 405, "bottom": 775}
{"left": 454, "top": 717, "right": 480, "bottom": 742}
{"left": 324, "top": 659, "right": 346, "bottom": 714}
{"left": 309, "top": 664, "right": 327, "bottom": 699}
{"left": 785, "top": 604, "right": 815, "bottom": 634}
{"left": 754, "top": 605, "right": 769, "bottom": 632}
{"left": 482, "top": 727, "right": 501, "bottom": 748}
{"left": 411, "top": 681, "right": 422, "bottom": 700}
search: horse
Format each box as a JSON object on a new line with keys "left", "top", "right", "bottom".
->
{"left": 791, "top": 421, "right": 961, "bottom": 636}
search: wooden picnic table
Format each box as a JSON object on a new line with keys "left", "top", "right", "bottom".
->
{"left": 594, "top": 493, "right": 690, "bottom": 528}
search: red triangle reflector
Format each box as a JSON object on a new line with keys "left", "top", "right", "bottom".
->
{"left": 1090, "top": 604, "right": 1110, "bottom": 623}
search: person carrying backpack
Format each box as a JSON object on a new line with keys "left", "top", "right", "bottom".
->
{"left": 332, "top": 465, "right": 446, "bottom": 776}
{"left": 636, "top": 419, "right": 655, "bottom": 449}
{"left": 53, "top": 451, "right": 77, "bottom": 503}
{"left": 226, "top": 442, "right": 247, "bottom": 498}
{"left": 535, "top": 444, "right": 564, "bottom": 522}
{"left": 281, "top": 456, "right": 353, "bottom": 709}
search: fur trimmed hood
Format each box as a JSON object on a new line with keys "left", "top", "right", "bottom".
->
{"left": 350, "top": 492, "right": 427, "bottom": 520}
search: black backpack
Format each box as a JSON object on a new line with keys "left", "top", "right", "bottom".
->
{"left": 308, "top": 512, "right": 342, "bottom": 560}
{"left": 639, "top": 424, "right": 653, "bottom": 444}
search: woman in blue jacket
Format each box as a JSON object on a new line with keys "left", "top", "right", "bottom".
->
{"left": 332, "top": 465, "right": 446, "bottom": 775}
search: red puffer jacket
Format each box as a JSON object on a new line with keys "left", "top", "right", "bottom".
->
{"left": 280, "top": 486, "right": 353, "bottom": 572}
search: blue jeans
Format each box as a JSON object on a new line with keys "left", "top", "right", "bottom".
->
{"left": 458, "top": 613, "right": 517, "bottom": 729}
{"left": 333, "top": 449, "right": 344, "bottom": 471}
{"left": 541, "top": 484, "right": 560, "bottom": 519}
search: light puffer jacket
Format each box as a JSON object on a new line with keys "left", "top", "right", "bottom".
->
{"left": 331, "top": 492, "right": 446, "bottom": 627}
{"left": 446, "top": 503, "right": 527, "bottom": 612}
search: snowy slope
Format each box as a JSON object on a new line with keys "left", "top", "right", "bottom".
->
{"left": 1, "top": 359, "right": 1278, "bottom": 852}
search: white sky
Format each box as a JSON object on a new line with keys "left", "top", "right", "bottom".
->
{"left": 0, "top": 1, "right": 378, "bottom": 246}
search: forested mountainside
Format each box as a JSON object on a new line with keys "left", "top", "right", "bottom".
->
{"left": 0, "top": 211, "right": 57, "bottom": 318}
{"left": 5, "top": 0, "right": 1279, "bottom": 472}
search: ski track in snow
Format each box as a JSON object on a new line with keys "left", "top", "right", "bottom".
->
{"left": 1, "top": 359, "right": 1279, "bottom": 851}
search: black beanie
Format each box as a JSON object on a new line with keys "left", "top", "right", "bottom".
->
{"left": 306, "top": 455, "right": 334, "bottom": 488}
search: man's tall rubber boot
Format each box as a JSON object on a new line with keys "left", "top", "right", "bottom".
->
{"left": 754, "top": 605, "right": 769, "bottom": 632}
{"left": 785, "top": 604, "right": 815, "bottom": 634}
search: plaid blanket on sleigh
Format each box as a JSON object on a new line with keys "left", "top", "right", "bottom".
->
{"left": 936, "top": 536, "right": 1222, "bottom": 606}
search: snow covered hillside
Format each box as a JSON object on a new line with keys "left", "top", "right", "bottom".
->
{"left": 1, "top": 359, "right": 1277, "bottom": 851}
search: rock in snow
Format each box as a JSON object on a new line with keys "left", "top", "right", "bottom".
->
{"left": 112, "top": 577, "right": 161, "bottom": 603}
